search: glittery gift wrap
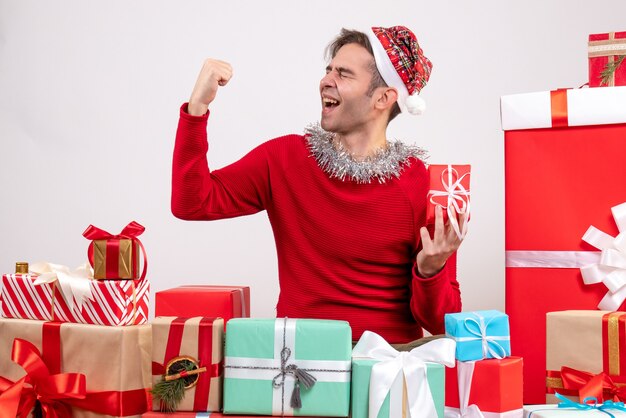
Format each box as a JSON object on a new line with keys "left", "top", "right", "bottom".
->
{"left": 351, "top": 358, "right": 444, "bottom": 418}
{"left": 501, "top": 87, "right": 626, "bottom": 403}
{"left": 155, "top": 285, "right": 249, "bottom": 328}
{"left": 588, "top": 31, "right": 626, "bottom": 87}
{"left": 445, "top": 310, "right": 511, "bottom": 361}
{"left": 92, "top": 238, "right": 141, "bottom": 279}
{"left": 1, "top": 272, "right": 149, "bottom": 325}
{"left": 546, "top": 311, "right": 626, "bottom": 404}
{"left": 445, "top": 358, "right": 523, "bottom": 417}
{"left": 0, "top": 317, "right": 152, "bottom": 417}
{"left": 151, "top": 317, "right": 223, "bottom": 412}
{"left": 223, "top": 318, "right": 352, "bottom": 416}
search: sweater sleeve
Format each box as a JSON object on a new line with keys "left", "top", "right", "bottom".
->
{"left": 410, "top": 251, "right": 462, "bottom": 335}
{"left": 171, "top": 103, "right": 271, "bottom": 220}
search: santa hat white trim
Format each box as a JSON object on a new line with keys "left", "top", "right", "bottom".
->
{"left": 365, "top": 28, "right": 426, "bottom": 115}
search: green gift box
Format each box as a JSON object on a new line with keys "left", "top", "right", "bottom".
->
{"left": 223, "top": 318, "right": 352, "bottom": 416}
{"left": 351, "top": 331, "right": 455, "bottom": 418}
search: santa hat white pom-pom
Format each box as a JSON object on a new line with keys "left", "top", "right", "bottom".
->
{"left": 406, "top": 94, "right": 426, "bottom": 115}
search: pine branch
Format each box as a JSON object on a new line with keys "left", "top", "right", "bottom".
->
{"left": 151, "top": 359, "right": 197, "bottom": 412}
{"left": 601, "top": 55, "right": 625, "bottom": 86}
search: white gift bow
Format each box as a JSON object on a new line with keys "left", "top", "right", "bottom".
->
{"left": 451, "top": 313, "right": 509, "bottom": 360}
{"left": 444, "top": 361, "right": 485, "bottom": 418}
{"left": 580, "top": 202, "right": 626, "bottom": 310}
{"left": 428, "top": 165, "right": 470, "bottom": 240}
{"left": 352, "top": 331, "right": 456, "bottom": 418}
{"left": 30, "top": 261, "right": 95, "bottom": 311}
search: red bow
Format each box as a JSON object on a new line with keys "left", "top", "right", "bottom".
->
{"left": 82, "top": 221, "right": 148, "bottom": 279}
{"left": 0, "top": 339, "right": 86, "bottom": 418}
{"left": 561, "top": 366, "right": 626, "bottom": 403}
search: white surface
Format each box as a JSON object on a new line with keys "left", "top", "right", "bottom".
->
{"left": 2, "top": 0, "right": 626, "bottom": 319}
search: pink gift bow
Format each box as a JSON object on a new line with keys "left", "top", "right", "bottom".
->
{"left": 352, "top": 330, "right": 456, "bottom": 418}
{"left": 428, "top": 165, "right": 470, "bottom": 240}
{"left": 580, "top": 202, "right": 626, "bottom": 310}
{"left": 29, "top": 262, "right": 95, "bottom": 312}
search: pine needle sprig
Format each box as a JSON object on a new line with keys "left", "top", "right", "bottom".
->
{"left": 601, "top": 55, "right": 625, "bottom": 86}
{"left": 151, "top": 360, "right": 197, "bottom": 412}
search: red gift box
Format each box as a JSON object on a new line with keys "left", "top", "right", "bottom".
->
{"left": 142, "top": 414, "right": 317, "bottom": 417}
{"left": 445, "top": 357, "right": 523, "bottom": 417}
{"left": 1, "top": 272, "right": 149, "bottom": 325}
{"left": 155, "top": 285, "right": 250, "bottom": 327}
{"left": 426, "top": 164, "right": 471, "bottom": 235}
{"left": 501, "top": 88, "right": 626, "bottom": 403}
{"left": 588, "top": 31, "right": 626, "bottom": 87}
{"left": 152, "top": 317, "right": 224, "bottom": 412}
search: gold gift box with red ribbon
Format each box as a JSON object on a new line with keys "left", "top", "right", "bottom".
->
{"left": 0, "top": 318, "right": 152, "bottom": 417}
{"left": 83, "top": 221, "right": 147, "bottom": 280}
{"left": 546, "top": 310, "right": 626, "bottom": 403}
{"left": 152, "top": 317, "right": 224, "bottom": 412}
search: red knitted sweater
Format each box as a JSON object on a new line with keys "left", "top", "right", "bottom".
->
{"left": 171, "top": 104, "right": 461, "bottom": 343}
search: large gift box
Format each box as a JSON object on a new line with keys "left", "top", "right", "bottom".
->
{"left": 351, "top": 331, "right": 454, "bottom": 418}
{"left": 1, "top": 267, "right": 149, "bottom": 326}
{"left": 444, "top": 310, "right": 511, "bottom": 361}
{"left": 155, "top": 285, "right": 250, "bottom": 326}
{"left": 0, "top": 317, "right": 151, "bottom": 417}
{"left": 546, "top": 310, "right": 626, "bottom": 403}
{"left": 445, "top": 358, "right": 523, "bottom": 418}
{"left": 501, "top": 86, "right": 626, "bottom": 403}
{"left": 589, "top": 31, "right": 626, "bottom": 87}
{"left": 426, "top": 164, "right": 471, "bottom": 238}
{"left": 152, "top": 317, "right": 223, "bottom": 412}
{"left": 223, "top": 318, "right": 351, "bottom": 416}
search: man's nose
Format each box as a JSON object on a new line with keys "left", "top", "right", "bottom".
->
{"left": 320, "top": 72, "right": 336, "bottom": 88}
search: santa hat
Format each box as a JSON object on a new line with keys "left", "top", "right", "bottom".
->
{"left": 365, "top": 26, "right": 432, "bottom": 115}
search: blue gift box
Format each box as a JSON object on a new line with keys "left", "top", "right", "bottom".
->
{"left": 444, "top": 310, "right": 511, "bottom": 361}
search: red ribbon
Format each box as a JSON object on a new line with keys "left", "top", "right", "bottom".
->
{"left": 82, "top": 221, "right": 148, "bottom": 280}
{"left": 550, "top": 89, "right": 569, "bottom": 128}
{"left": 0, "top": 323, "right": 150, "bottom": 416}
{"left": 561, "top": 366, "right": 626, "bottom": 403}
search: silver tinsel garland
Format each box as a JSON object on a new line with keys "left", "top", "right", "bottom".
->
{"left": 304, "top": 123, "right": 428, "bottom": 184}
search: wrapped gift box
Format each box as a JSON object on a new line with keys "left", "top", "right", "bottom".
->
{"left": 546, "top": 310, "right": 626, "bottom": 403}
{"left": 142, "top": 414, "right": 320, "bottom": 418}
{"left": 155, "top": 285, "right": 250, "bottom": 327}
{"left": 1, "top": 272, "right": 149, "bottom": 325}
{"left": 445, "top": 310, "right": 511, "bottom": 361}
{"left": 588, "top": 31, "right": 626, "bottom": 87}
{"left": 152, "top": 317, "right": 223, "bottom": 412}
{"left": 501, "top": 86, "right": 626, "bottom": 403}
{"left": 445, "top": 358, "right": 523, "bottom": 418}
{"left": 223, "top": 318, "right": 351, "bottom": 416}
{"left": 351, "top": 331, "right": 455, "bottom": 418}
{"left": 426, "top": 164, "right": 471, "bottom": 227}
{"left": 0, "top": 317, "right": 151, "bottom": 417}
{"left": 524, "top": 403, "right": 626, "bottom": 417}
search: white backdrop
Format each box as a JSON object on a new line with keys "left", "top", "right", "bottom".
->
{"left": 1, "top": 0, "right": 624, "bottom": 319}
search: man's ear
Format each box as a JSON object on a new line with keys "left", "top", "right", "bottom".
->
{"left": 375, "top": 87, "right": 399, "bottom": 111}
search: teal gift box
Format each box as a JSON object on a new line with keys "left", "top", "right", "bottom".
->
{"left": 223, "top": 318, "right": 352, "bottom": 416}
{"left": 351, "top": 359, "right": 444, "bottom": 418}
{"left": 444, "top": 310, "right": 511, "bottom": 361}
{"left": 351, "top": 331, "right": 455, "bottom": 418}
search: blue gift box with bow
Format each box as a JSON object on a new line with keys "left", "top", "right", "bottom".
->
{"left": 444, "top": 310, "right": 511, "bottom": 361}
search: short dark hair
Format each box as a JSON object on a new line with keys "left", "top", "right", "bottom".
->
{"left": 325, "top": 28, "right": 402, "bottom": 123}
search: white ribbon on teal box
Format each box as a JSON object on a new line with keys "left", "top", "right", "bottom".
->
{"left": 223, "top": 318, "right": 352, "bottom": 416}
{"left": 351, "top": 331, "right": 456, "bottom": 418}
{"left": 444, "top": 310, "right": 511, "bottom": 361}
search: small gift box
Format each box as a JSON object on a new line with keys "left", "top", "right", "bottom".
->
{"left": 351, "top": 331, "right": 455, "bottom": 418}
{"left": 546, "top": 311, "right": 626, "bottom": 404}
{"left": 445, "top": 358, "right": 523, "bottom": 418}
{"left": 155, "top": 285, "right": 250, "bottom": 327}
{"left": 588, "top": 31, "right": 626, "bottom": 87}
{"left": 1, "top": 262, "right": 149, "bottom": 325}
{"left": 426, "top": 164, "right": 471, "bottom": 239}
{"left": 83, "top": 221, "right": 147, "bottom": 280}
{"left": 445, "top": 310, "right": 511, "bottom": 361}
{"left": 223, "top": 318, "right": 352, "bottom": 416}
{"left": 152, "top": 317, "right": 224, "bottom": 412}
{"left": 0, "top": 317, "right": 152, "bottom": 417}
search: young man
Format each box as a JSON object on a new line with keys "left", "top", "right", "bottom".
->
{"left": 172, "top": 26, "right": 466, "bottom": 344}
